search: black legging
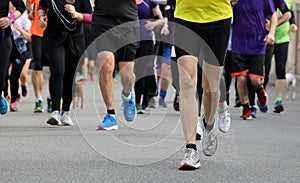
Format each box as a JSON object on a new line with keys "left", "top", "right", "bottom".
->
{"left": 134, "top": 40, "right": 157, "bottom": 106}
{"left": 0, "top": 36, "right": 12, "bottom": 97}
{"left": 43, "top": 37, "right": 82, "bottom": 112}
{"left": 5, "top": 57, "right": 26, "bottom": 103}
{"left": 263, "top": 44, "right": 274, "bottom": 88}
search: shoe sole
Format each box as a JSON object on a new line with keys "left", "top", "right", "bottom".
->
{"left": 179, "top": 162, "right": 200, "bottom": 170}
{"left": 47, "top": 117, "right": 62, "bottom": 125}
{"left": 97, "top": 125, "right": 118, "bottom": 131}
{"left": 62, "top": 122, "right": 73, "bottom": 126}
{"left": 219, "top": 127, "right": 230, "bottom": 133}
{"left": 34, "top": 109, "right": 44, "bottom": 113}
{"left": 241, "top": 116, "right": 252, "bottom": 120}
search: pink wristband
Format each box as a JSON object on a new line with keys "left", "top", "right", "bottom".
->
{"left": 82, "top": 13, "right": 92, "bottom": 24}
{"left": 7, "top": 14, "right": 16, "bottom": 24}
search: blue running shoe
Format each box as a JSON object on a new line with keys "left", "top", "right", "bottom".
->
{"left": 0, "top": 96, "right": 9, "bottom": 115}
{"left": 34, "top": 100, "right": 44, "bottom": 113}
{"left": 250, "top": 106, "right": 257, "bottom": 118}
{"left": 97, "top": 114, "right": 118, "bottom": 130}
{"left": 47, "top": 98, "right": 52, "bottom": 113}
{"left": 122, "top": 91, "right": 136, "bottom": 122}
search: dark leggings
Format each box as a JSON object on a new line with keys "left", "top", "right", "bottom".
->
{"left": 0, "top": 36, "right": 12, "bottom": 97}
{"left": 264, "top": 42, "right": 288, "bottom": 87}
{"left": 5, "top": 57, "right": 26, "bottom": 103}
{"left": 43, "top": 38, "right": 81, "bottom": 112}
{"left": 274, "top": 42, "right": 288, "bottom": 79}
{"left": 263, "top": 44, "right": 274, "bottom": 87}
{"left": 134, "top": 40, "right": 157, "bottom": 105}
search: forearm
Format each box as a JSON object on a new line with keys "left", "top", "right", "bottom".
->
{"left": 277, "top": 12, "right": 291, "bottom": 26}
{"left": 26, "top": 0, "right": 33, "bottom": 12}
{"left": 19, "top": 29, "right": 32, "bottom": 42}
{"left": 72, "top": 12, "right": 92, "bottom": 23}
{"left": 269, "top": 12, "right": 278, "bottom": 35}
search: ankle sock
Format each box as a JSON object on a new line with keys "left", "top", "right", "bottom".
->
{"left": 186, "top": 144, "right": 197, "bottom": 151}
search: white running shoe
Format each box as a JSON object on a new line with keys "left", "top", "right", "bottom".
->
{"left": 218, "top": 110, "right": 231, "bottom": 133}
{"left": 47, "top": 110, "right": 62, "bottom": 125}
{"left": 179, "top": 148, "right": 201, "bottom": 170}
{"left": 61, "top": 111, "right": 73, "bottom": 126}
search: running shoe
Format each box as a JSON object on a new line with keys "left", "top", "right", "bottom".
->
{"left": 196, "top": 121, "right": 203, "bottom": 141}
{"left": 34, "top": 100, "right": 44, "bottom": 113}
{"left": 21, "top": 85, "right": 28, "bottom": 97}
{"left": 149, "top": 97, "right": 156, "bottom": 108}
{"left": 89, "top": 72, "right": 95, "bottom": 81}
{"left": 136, "top": 104, "right": 144, "bottom": 114}
{"left": 122, "top": 91, "right": 136, "bottom": 122}
{"left": 97, "top": 114, "right": 118, "bottom": 130}
{"left": 202, "top": 118, "right": 218, "bottom": 156}
{"left": 47, "top": 98, "right": 52, "bottom": 113}
{"left": 273, "top": 100, "right": 284, "bottom": 113}
{"left": 256, "top": 88, "right": 268, "bottom": 112}
{"left": 47, "top": 110, "right": 62, "bottom": 125}
{"left": 179, "top": 148, "right": 201, "bottom": 170}
{"left": 158, "top": 97, "right": 167, "bottom": 108}
{"left": 16, "top": 93, "right": 21, "bottom": 102}
{"left": 250, "top": 106, "right": 257, "bottom": 118}
{"left": 61, "top": 111, "right": 73, "bottom": 126}
{"left": 5, "top": 96, "right": 10, "bottom": 104}
{"left": 10, "top": 102, "right": 18, "bottom": 112}
{"left": 240, "top": 107, "right": 252, "bottom": 120}
{"left": 0, "top": 96, "right": 9, "bottom": 115}
{"left": 218, "top": 110, "right": 231, "bottom": 133}
{"left": 173, "top": 91, "right": 180, "bottom": 111}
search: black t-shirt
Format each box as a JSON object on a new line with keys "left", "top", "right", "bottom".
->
{"left": 93, "top": 0, "right": 138, "bottom": 25}
{"left": 39, "top": 0, "right": 92, "bottom": 42}
{"left": 0, "top": 0, "right": 25, "bottom": 38}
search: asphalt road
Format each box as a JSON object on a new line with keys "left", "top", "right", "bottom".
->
{"left": 1, "top": 75, "right": 299, "bottom": 182}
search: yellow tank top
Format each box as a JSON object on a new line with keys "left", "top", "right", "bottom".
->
{"left": 174, "top": 0, "right": 232, "bottom": 23}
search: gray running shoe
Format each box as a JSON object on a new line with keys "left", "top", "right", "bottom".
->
{"left": 179, "top": 148, "right": 201, "bottom": 170}
{"left": 202, "top": 120, "right": 218, "bottom": 156}
{"left": 158, "top": 97, "right": 167, "bottom": 108}
{"left": 218, "top": 110, "right": 231, "bottom": 133}
{"left": 149, "top": 97, "right": 156, "bottom": 108}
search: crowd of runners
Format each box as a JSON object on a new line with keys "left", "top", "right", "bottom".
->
{"left": 0, "top": 0, "right": 298, "bottom": 170}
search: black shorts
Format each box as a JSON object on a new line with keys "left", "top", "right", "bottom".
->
{"left": 92, "top": 23, "right": 138, "bottom": 62}
{"left": 231, "top": 53, "right": 265, "bottom": 79}
{"left": 174, "top": 18, "right": 231, "bottom": 66}
{"left": 31, "top": 35, "right": 49, "bottom": 70}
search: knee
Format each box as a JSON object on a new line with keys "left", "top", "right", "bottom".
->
{"left": 120, "top": 70, "right": 135, "bottom": 83}
{"left": 250, "top": 77, "right": 262, "bottom": 88}
{"left": 237, "top": 75, "right": 247, "bottom": 86}
{"left": 100, "top": 62, "right": 114, "bottom": 76}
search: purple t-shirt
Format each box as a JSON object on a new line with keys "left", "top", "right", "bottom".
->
{"left": 232, "top": 0, "right": 275, "bottom": 55}
{"left": 138, "top": 0, "right": 159, "bottom": 39}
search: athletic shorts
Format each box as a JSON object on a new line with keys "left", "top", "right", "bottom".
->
{"left": 92, "top": 23, "right": 138, "bottom": 62}
{"left": 174, "top": 18, "right": 231, "bottom": 66}
{"left": 31, "top": 35, "right": 49, "bottom": 70}
{"left": 231, "top": 53, "right": 265, "bottom": 79}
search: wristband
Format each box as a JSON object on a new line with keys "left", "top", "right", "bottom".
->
{"left": 7, "top": 14, "right": 16, "bottom": 24}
